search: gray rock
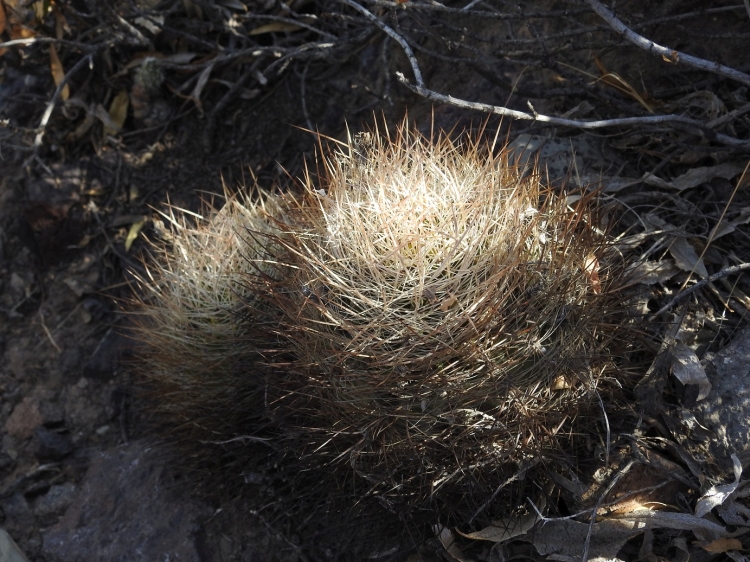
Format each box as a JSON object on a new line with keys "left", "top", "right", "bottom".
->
{"left": 32, "top": 427, "right": 73, "bottom": 462}
{"left": 0, "top": 494, "right": 38, "bottom": 557}
{"left": 0, "top": 527, "right": 31, "bottom": 562}
{"left": 33, "top": 483, "right": 77, "bottom": 527}
{"left": 694, "top": 328, "right": 750, "bottom": 469}
{"left": 41, "top": 441, "right": 209, "bottom": 562}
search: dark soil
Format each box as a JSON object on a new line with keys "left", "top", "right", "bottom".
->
{"left": 1, "top": 1, "right": 750, "bottom": 561}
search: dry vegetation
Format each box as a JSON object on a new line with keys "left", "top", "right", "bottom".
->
{"left": 2, "top": 0, "right": 750, "bottom": 561}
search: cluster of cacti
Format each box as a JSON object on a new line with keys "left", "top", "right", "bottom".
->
{"left": 131, "top": 120, "right": 635, "bottom": 517}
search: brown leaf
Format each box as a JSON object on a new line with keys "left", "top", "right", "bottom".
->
{"left": 49, "top": 44, "right": 70, "bottom": 100}
{"left": 440, "top": 294, "right": 457, "bottom": 312}
{"left": 699, "top": 538, "right": 743, "bottom": 553}
{"left": 457, "top": 513, "right": 538, "bottom": 543}
{"left": 105, "top": 90, "right": 129, "bottom": 136}
{"left": 125, "top": 220, "right": 145, "bottom": 252}
{"left": 583, "top": 253, "right": 601, "bottom": 294}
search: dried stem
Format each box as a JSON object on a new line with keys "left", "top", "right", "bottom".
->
{"left": 585, "top": 0, "right": 750, "bottom": 87}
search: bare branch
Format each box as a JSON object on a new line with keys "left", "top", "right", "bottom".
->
{"left": 339, "top": 0, "right": 424, "bottom": 87}
{"left": 396, "top": 73, "right": 750, "bottom": 148}
{"left": 31, "top": 53, "right": 96, "bottom": 154}
{"left": 585, "top": 0, "right": 750, "bottom": 87}
{"left": 651, "top": 263, "right": 750, "bottom": 319}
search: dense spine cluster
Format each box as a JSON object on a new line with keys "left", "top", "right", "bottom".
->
{"left": 131, "top": 121, "right": 634, "bottom": 513}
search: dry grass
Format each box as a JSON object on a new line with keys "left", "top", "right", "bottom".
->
{"left": 131, "top": 120, "right": 640, "bottom": 523}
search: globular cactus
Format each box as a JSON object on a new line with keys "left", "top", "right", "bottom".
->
{"left": 131, "top": 120, "right": 637, "bottom": 531}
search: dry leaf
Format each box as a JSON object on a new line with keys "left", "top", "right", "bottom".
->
{"left": 93, "top": 104, "right": 124, "bottom": 133}
{"left": 583, "top": 253, "right": 601, "bottom": 294}
{"left": 594, "top": 55, "right": 653, "bottom": 113}
{"left": 532, "top": 518, "right": 645, "bottom": 561}
{"left": 711, "top": 207, "right": 750, "bottom": 239}
{"left": 626, "top": 260, "right": 681, "bottom": 285}
{"left": 49, "top": 44, "right": 70, "bottom": 100}
{"left": 643, "top": 163, "right": 744, "bottom": 191}
{"left": 457, "top": 512, "right": 539, "bottom": 543}
{"left": 695, "top": 454, "right": 742, "bottom": 518}
{"left": 611, "top": 509, "right": 731, "bottom": 537}
{"left": 550, "top": 375, "right": 570, "bottom": 391}
{"left": 440, "top": 294, "right": 457, "bottom": 311}
{"left": 125, "top": 220, "right": 145, "bottom": 252}
{"left": 670, "top": 344, "right": 711, "bottom": 402}
{"left": 249, "top": 21, "right": 303, "bottom": 35}
{"left": 669, "top": 237, "right": 708, "bottom": 279}
{"left": 189, "top": 61, "right": 215, "bottom": 113}
{"left": 699, "top": 537, "right": 743, "bottom": 553}
{"left": 53, "top": 5, "right": 70, "bottom": 39}
{"left": 104, "top": 90, "right": 129, "bottom": 136}
{"left": 435, "top": 526, "right": 473, "bottom": 562}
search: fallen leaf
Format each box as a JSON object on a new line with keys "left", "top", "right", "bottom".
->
{"left": 104, "top": 90, "right": 129, "bottom": 136}
{"left": 643, "top": 163, "right": 744, "bottom": 191}
{"left": 9, "top": 23, "right": 36, "bottom": 40}
{"left": 435, "top": 525, "right": 473, "bottom": 562}
{"left": 125, "top": 219, "right": 145, "bottom": 251}
{"left": 670, "top": 344, "right": 711, "bottom": 402}
{"left": 611, "top": 508, "right": 732, "bottom": 537}
{"left": 93, "top": 104, "right": 123, "bottom": 133}
{"left": 189, "top": 61, "right": 215, "bottom": 113}
{"left": 711, "top": 207, "right": 750, "bottom": 239}
{"left": 49, "top": 44, "right": 70, "bottom": 100}
{"left": 669, "top": 236, "right": 708, "bottom": 279}
{"left": 249, "top": 21, "right": 303, "bottom": 35}
{"left": 583, "top": 253, "right": 601, "bottom": 293}
{"left": 440, "top": 294, "right": 457, "bottom": 311}
{"left": 532, "top": 518, "right": 645, "bottom": 561}
{"left": 695, "top": 454, "right": 742, "bottom": 518}
{"left": 457, "top": 512, "right": 539, "bottom": 543}
{"left": 699, "top": 537, "right": 743, "bottom": 553}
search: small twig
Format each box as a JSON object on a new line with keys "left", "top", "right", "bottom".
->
{"left": 469, "top": 458, "right": 540, "bottom": 523}
{"left": 396, "top": 74, "right": 750, "bottom": 147}
{"left": 585, "top": 0, "right": 750, "bottom": 87}
{"left": 707, "top": 101, "right": 750, "bottom": 128}
{"left": 595, "top": 391, "right": 610, "bottom": 467}
{"left": 581, "top": 460, "right": 635, "bottom": 562}
{"left": 202, "top": 63, "right": 258, "bottom": 151}
{"left": 0, "top": 36, "right": 100, "bottom": 50}
{"left": 298, "top": 61, "right": 314, "bottom": 132}
{"left": 744, "top": 0, "right": 750, "bottom": 21}
{"left": 39, "top": 309, "right": 63, "bottom": 354}
{"left": 650, "top": 263, "right": 750, "bottom": 319}
{"left": 339, "top": 0, "right": 424, "bottom": 87}
{"left": 28, "top": 52, "right": 95, "bottom": 163}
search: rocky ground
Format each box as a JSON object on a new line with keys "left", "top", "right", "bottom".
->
{"left": 2, "top": 1, "right": 750, "bottom": 561}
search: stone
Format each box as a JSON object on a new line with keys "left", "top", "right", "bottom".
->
{"left": 32, "top": 427, "right": 73, "bottom": 462}
{"left": 694, "top": 328, "right": 750, "bottom": 470}
{"left": 41, "top": 441, "right": 210, "bottom": 562}
{"left": 33, "top": 484, "right": 77, "bottom": 528}
{"left": 0, "top": 527, "right": 31, "bottom": 562}
{"left": 5, "top": 398, "right": 43, "bottom": 440}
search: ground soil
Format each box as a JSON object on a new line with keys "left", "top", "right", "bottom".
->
{"left": 1, "top": 2, "right": 750, "bottom": 561}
